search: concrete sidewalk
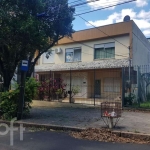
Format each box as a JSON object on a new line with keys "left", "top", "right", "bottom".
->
{"left": 19, "top": 100, "right": 150, "bottom": 134}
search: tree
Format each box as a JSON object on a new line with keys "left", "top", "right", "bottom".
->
{"left": 0, "top": 0, "right": 75, "bottom": 91}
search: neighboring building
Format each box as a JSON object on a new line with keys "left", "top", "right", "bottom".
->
{"left": 35, "top": 20, "right": 150, "bottom": 103}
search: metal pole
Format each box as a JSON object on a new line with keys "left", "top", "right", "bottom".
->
{"left": 137, "top": 66, "right": 140, "bottom": 107}
{"left": 128, "top": 46, "right": 131, "bottom": 83}
{"left": 128, "top": 46, "right": 132, "bottom": 99}
{"left": 49, "top": 70, "right": 51, "bottom": 101}
{"left": 17, "top": 71, "right": 26, "bottom": 120}
{"left": 70, "top": 68, "right": 72, "bottom": 103}
{"left": 122, "top": 67, "right": 125, "bottom": 107}
{"left": 94, "top": 68, "right": 95, "bottom": 106}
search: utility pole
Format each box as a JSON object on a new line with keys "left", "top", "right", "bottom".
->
{"left": 94, "top": 68, "right": 95, "bottom": 106}
{"left": 17, "top": 60, "right": 28, "bottom": 120}
{"left": 128, "top": 46, "right": 131, "bottom": 83}
{"left": 69, "top": 68, "right": 72, "bottom": 103}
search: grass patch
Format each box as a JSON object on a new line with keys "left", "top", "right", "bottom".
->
{"left": 140, "top": 101, "right": 150, "bottom": 108}
{"left": 132, "top": 101, "right": 150, "bottom": 109}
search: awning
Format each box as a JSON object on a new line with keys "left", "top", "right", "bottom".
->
{"left": 35, "top": 58, "right": 130, "bottom": 72}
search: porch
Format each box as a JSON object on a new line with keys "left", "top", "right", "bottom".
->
{"left": 36, "top": 68, "right": 122, "bottom": 104}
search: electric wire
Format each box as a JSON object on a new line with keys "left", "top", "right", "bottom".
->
{"left": 74, "top": 0, "right": 136, "bottom": 16}
{"left": 38, "top": 0, "right": 137, "bottom": 57}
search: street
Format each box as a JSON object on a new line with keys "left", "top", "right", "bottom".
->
{"left": 0, "top": 128, "right": 149, "bottom": 150}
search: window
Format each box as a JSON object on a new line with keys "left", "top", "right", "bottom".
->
{"left": 104, "top": 78, "right": 120, "bottom": 92}
{"left": 65, "top": 48, "right": 81, "bottom": 62}
{"left": 43, "top": 50, "right": 55, "bottom": 64}
{"left": 94, "top": 42, "right": 115, "bottom": 59}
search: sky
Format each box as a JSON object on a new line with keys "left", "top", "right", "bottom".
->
{"left": 68, "top": 0, "right": 150, "bottom": 38}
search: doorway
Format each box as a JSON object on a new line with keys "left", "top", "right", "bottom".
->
{"left": 95, "top": 80, "right": 101, "bottom": 98}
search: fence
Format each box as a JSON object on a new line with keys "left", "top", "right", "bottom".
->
{"left": 37, "top": 68, "right": 122, "bottom": 105}
{"left": 36, "top": 65, "right": 150, "bottom": 108}
{"left": 122, "top": 65, "right": 150, "bottom": 108}
{"left": 0, "top": 65, "right": 149, "bottom": 108}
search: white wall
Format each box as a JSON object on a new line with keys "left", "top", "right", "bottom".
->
{"left": 132, "top": 22, "right": 150, "bottom": 66}
{"left": 61, "top": 72, "right": 88, "bottom": 98}
{"left": 38, "top": 35, "right": 129, "bottom": 66}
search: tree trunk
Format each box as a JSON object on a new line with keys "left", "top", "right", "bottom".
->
{"left": 3, "top": 71, "right": 13, "bottom": 91}
{"left": 3, "top": 77, "right": 11, "bottom": 91}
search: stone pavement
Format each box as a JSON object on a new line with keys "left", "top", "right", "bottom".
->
{"left": 20, "top": 100, "right": 150, "bottom": 134}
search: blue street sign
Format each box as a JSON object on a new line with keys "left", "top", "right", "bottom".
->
{"left": 21, "top": 60, "right": 28, "bottom": 71}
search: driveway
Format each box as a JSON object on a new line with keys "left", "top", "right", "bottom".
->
{"left": 20, "top": 101, "right": 150, "bottom": 134}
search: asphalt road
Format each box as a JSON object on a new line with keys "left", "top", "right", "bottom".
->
{"left": 0, "top": 128, "right": 149, "bottom": 150}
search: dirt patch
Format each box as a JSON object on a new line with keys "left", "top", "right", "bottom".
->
{"left": 71, "top": 128, "right": 150, "bottom": 144}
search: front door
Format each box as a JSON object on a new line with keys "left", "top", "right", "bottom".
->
{"left": 95, "top": 80, "right": 101, "bottom": 97}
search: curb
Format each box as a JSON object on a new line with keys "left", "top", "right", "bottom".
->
{"left": 123, "top": 107, "right": 150, "bottom": 112}
{"left": 112, "top": 130, "right": 150, "bottom": 141}
{"left": 0, "top": 120, "right": 150, "bottom": 140}
{"left": 0, "top": 120, "right": 85, "bottom": 132}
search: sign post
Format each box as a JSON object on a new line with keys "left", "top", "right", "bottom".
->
{"left": 17, "top": 60, "right": 28, "bottom": 120}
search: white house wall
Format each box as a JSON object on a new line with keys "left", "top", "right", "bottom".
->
{"left": 61, "top": 72, "right": 88, "bottom": 98}
{"left": 132, "top": 22, "right": 150, "bottom": 66}
{"left": 39, "top": 35, "right": 130, "bottom": 66}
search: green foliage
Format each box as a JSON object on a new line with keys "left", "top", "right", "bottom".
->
{"left": 0, "top": 78, "right": 39, "bottom": 120}
{"left": 124, "top": 93, "right": 136, "bottom": 106}
{"left": 0, "top": 0, "right": 75, "bottom": 88}
{"left": 71, "top": 86, "right": 80, "bottom": 98}
{"left": 0, "top": 90, "right": 19, "bottom": 120}
{"left": 55, "top": 89, "right": 63, "bottom": 95}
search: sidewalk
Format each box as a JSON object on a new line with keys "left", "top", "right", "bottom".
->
{"left": 19, "top": 100, "right": 150, "bottom": 134}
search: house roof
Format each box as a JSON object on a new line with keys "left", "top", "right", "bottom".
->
{"left": 58, "top": 21, "right": 133, "bottom": 45}
{"left": 35, "top": 58, "right": 129, "bottom": 72}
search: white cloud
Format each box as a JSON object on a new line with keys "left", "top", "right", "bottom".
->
{"left": 135, "top": 0, "right": 148, "bottom": 7}
{"left": 85, "top": 9, "right": 150, "bottom": 37}
{"left": 134, "top": 19, "right": 150, "bottom": 29}
{"left": 143, "top": 30, "right": 150, "bottom": 37}
{"left": 138, "top": 10, "right": 150, "bottom": 19}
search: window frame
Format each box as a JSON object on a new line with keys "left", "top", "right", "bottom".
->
{"left": 65, "top": 47, "right": 82, "bottom": 63}
{"left": 94, "top": 42, "right": 115, "bottom": 60}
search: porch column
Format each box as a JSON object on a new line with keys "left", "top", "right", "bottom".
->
{"left": 69, "top": 68, "right": 72, "bottom": 103}
{"left": 94, "top": 68, "right": 95, "bottom": 106}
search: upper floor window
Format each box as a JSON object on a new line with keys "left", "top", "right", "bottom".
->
{"left": 94, "top": 42, "right": 115, "bottom": 59}
{"left": 43, "top": 50, "right": 55, "bottom": 64}
{"left": 65, "top": 47, "right": 81, "bottom": 62}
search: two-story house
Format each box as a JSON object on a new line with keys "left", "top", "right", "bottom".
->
{"left": 35, "top": 20, "right": 150, "bottom": 104}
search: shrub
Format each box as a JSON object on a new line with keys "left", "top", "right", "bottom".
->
{"left": 0, "top": 78, "right": 39, "bottom": 120}
{"left": 124, "top": 93, "right": 135, "bottom": 106}
{"left": 38, "top": 78, "right": 66, "bottom": 100}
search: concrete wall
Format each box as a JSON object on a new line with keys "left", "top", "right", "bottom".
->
{"left": 38, "top": 35, "right": 129, "bottom": 66}
{"left": 132, "top": 22, "right": 150, "bottom": 65}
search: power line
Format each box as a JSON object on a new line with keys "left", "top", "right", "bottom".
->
{"left": 71, "top": 0, "right": 101, "bottom": 7}
{"left": 75, "top": 0, "right": 133, "bottom": 12}
{"left": 69, "top": 0, "right": 85, "bottom": 4}
{"left": 74, "top": 0, "right": 136, "bottom": 16}
{"left": 37, "top": 0, "right": 133, "bottom": 56}
{"left": 74, "top": 0, "right": 128, "bottom": 9}
{"left": 76, "top": 15, "right": 130, "bottom": 49}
